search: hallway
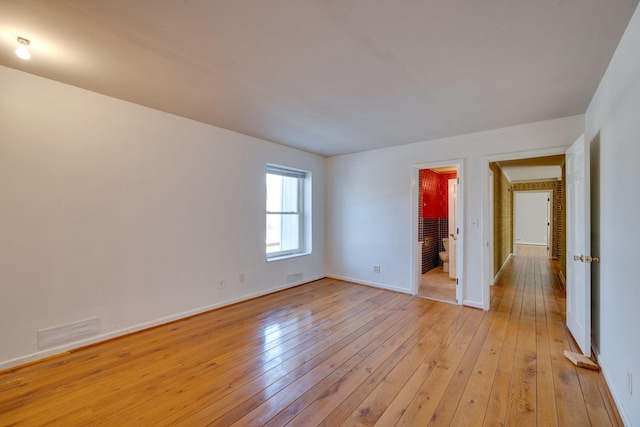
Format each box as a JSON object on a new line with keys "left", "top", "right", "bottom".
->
{"left": 481, "top": 244, "right": 621, "bottom": 426}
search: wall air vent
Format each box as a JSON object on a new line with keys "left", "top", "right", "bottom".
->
{"left": 286, "top": 273, "right": 303, "bottom": 283}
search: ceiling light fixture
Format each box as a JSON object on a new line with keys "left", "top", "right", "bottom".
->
{"left": 15, "top": 37, "right": 31, "bottom": 60}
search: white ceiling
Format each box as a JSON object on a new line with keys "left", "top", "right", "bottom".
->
{"left": 502, "top": 165, "right": 562, "bottom": 182}
{"left": 1, "top": 0, "right": 638, "bottom": 156}
{"left": 496, "top": 154, "right": 565, "bottom": 182}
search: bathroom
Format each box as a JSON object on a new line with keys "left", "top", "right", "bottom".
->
{"left": 418, "top": 166, "right": 458, "bottom": 302}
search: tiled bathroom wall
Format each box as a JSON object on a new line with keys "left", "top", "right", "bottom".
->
{"left": 420, "top": 218, "right": 439, "bottom": 273}
{"left": 419, "top": 169, "right": 454, "bottom": 273}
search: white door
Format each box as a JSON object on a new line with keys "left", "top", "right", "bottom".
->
{"left": 546, "top": 194, "right": 552, "bottom": 259}
{"left": 566, "top": 134, "right": 591, "bottom": 356}
{"left": 448, "top": 179, "right": 457, "bottom": 280}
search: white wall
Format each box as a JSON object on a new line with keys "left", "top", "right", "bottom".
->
{"left": 514, "top": 192, "right": 548, "bottom": 245}
{"left": 0, "top": 66, "right": 325, "bottom": 369}
{"left": 326, "top": 115, "right": 584, "bottom": 307}
{"left": 585, "top": 2, "right": 640, "bottom": 424}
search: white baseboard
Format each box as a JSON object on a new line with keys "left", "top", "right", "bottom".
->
{"left": 599, "top": 357, "right": 632, "bottom": 426}
{"left": 494, "top": 253, "right": 514, "bottom": 282}
{"left": 326, "top": 274, "right": 410, "bottom": 294}
{"left": 462, "top": 300, "right": 484, "bottom": 309}
{"left": 328, "top": 274, "right": 483, "bottom": 310}
{"left": 0, "top": 274, "right": 325, "bottom": 371}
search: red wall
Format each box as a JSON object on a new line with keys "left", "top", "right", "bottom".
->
{"left": 421, "top": 170, "right": 457, "bottom": 218}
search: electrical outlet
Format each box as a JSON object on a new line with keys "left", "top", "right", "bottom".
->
{"left": 628, "top": 371, "right": 633, "bottom": 395}
{"left": 239, "top": 273, "right": 245, "bottom": 283}
{"left": 373, "top": 265, "right": 381, "bottom": 273}
{"left": 219, "top": 280, "right": 224, "bottom": 289}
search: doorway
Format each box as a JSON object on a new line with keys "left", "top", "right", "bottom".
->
{"left": 514, "top": 190, "right": 552, "bottom": 259}
{"left": 416, "top": 165, "right": 459, "bottom": 303}
{"left": 482, "top": 149, "right": 566, "bottom": 310}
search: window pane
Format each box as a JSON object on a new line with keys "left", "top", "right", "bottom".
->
{"left": 266, "top": 213, "right": 300, "bottom": 254}
{"left": 266, "top": 174, "right": 281, "bottom": 212}
{"left": 266, "top": 174, "right": 299, "bottom": 213}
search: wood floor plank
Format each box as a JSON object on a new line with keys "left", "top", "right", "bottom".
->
{"left": 225, "top": 301, "right": 420, "bottom": 426}
{"left": 426, "top": 307, "right": 494, "bottom": 426}
{"left": 141, "top": 294, "right": 412, "bottom": 425}
{"left": 383, "top": 308, "right": 485, "bottom": 426}
{"left": 563, "top": 295, "right": 614, "bottom": 426}
{"left": 448, "top": 257, "right": 516, "bottom": 426}
{"left": 90, "top": 292, "right": 407, "bottom": 426}
{"left": 505, "top": 249, "right": 538, "bottom": 425}
{"left": 260, "top": 300, "right": 443, "bottom": 426}
{"left": 540, "top": 253, "right": 594, "bottom": 427}
{"left": 483, "top": 253, "right": 527, "bottom": 426}
{"left": 534, "top": 251, "right": 559, "bottom": 427}
{"left": 320, "top": 303, "right": 463, "bottom": 427}
{"left": 340, "top": 306, "right": 472, "bottom": 426}
{"left": 0, "top": 249, "right": 624, "bottom": 426}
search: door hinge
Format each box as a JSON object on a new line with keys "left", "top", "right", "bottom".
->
{"left": 457, "top": 177, "right": 460, "bottom": 184}
{"left": 456, "top": 278, "right": 459, "bottom": 285}
{"left": 457, "top": 227, "right": 459, "bottom": 234}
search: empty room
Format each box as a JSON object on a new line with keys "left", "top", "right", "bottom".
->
{"left": 1, "top": 1, "right": 640, "bottom": 425}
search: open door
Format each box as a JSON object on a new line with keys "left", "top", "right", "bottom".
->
{"left": 448, "top": 178, "right": 458, "bottom": 281}
{"left": 566, "top": 134, "right": 592, "bottom": 356}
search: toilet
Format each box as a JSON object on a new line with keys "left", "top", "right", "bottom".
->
{"left": 439, "top": 238, "right": 449, "bottom": 272}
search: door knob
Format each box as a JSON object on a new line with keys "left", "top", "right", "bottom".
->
{"left": 573, "top": 255, "right": 600, "bottom": 263}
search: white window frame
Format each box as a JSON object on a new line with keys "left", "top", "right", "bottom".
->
{"left": 266, "top": 164, "right": 308, "bottom": 260}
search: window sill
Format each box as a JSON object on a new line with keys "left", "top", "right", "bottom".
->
{"left": 266, "top": 251, "right": 312, "bottom": 262}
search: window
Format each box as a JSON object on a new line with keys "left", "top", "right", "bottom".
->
{"left": 266, "top": 165, "right": 308, "bottom": 259}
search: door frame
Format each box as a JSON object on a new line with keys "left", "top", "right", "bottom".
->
{"left": 488, "top": 171, "right": 494, "bottom": 284}
{"left": 411, "top": 159, "right": 464, "bottom": 304}
{"left": 481, "top": 147, "right": 567, "bottom": 310}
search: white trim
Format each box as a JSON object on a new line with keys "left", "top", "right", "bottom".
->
{"left": 0, "top": 274, "right": 325, "bottom": 370}
{"left": 266, "top": 164, "right": 309, "bottom": 260}
{"left": 462, "top": 299, "right": 484, "bottom": 309}
{"left": 411, "top": 159, "right": 464, "bottom": 306}
{"left": 488, "top": 171, "right": 494, "bottom": 286}
{"left": 326, "top": 274, "right": 410, "bottom": 294}
{"left": 266, "top": 251, "right": 312, "bottom": 262}
{"left": 494, "top": 253, "right": 514, "bottom": 282}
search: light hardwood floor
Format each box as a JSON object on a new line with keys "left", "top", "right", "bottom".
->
{"left": 419, "top": 266, "right": 457, "bottom": 303}
{"left": 0, "top": 245, "right": 622, "bottom": 426}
